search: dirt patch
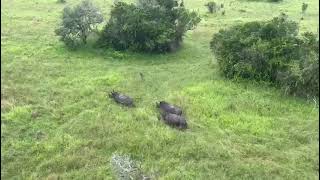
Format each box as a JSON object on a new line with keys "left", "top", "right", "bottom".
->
{"left": 1, "top": 99, "right": 13, "bottom": 111}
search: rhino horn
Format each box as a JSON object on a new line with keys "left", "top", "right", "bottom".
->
{"left": 109, "top": 90, "right": 116, "bottom": 98}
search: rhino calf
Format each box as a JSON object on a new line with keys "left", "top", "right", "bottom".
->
{"left": 109, "top": 91, "right": 134, "bottom": 107}
{"left": 161, "top": 113, "right": 188, "bottom": 130}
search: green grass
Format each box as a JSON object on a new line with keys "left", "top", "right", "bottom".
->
{"left": 1, "top": 0, "right": 319, "bottom": 179}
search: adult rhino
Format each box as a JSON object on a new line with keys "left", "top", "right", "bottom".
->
{"left": 156, "top": 101, "right": 182, "bottom": 116}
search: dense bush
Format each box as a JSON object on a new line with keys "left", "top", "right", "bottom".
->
{"left": 278, "top": 32, "right": 319, "bottom": 97}
{"left": 205, "top": 2, "right": 218, "bottom": 13}
{"left": 55, "top": 0, "right": 104, "bottom": 49}
{"left": 246, "top": 0, "right": 282, "bottom": 2}
{"left": 57, "top": 0, "right": 66, "bottom": 3}
{"left": 210, "top": 14, "right": 319, "bottom": 97}
{"left": 267, "top": 0, "right": 282, "bottom": 2}
{"left": 205, "top": 2, "right": 224, "bottom": 14}
{"left": 302, "top": 3, "right": 308, "bottom": 14}
{"left": 98, "top": 0, "right": 201, "bottom": 53}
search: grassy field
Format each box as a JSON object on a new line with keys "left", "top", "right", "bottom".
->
{"left": 1, "top": 0, "right": 319, "bottom": 179}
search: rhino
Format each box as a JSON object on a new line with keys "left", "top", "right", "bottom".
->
{"left": 109, "top": 90, "right": 134, "bottom": 107}
{"left": 156, "top": 101, "right": 182, "bottom": 116}
{"left": 161, "top": 112, "right": 188, "bottom": 130}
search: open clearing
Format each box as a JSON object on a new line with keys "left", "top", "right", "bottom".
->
{"left": 1, "top": 0, "right": 319, "bottom": 179}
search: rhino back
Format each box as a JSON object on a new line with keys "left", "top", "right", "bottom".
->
{"left": 159, "top": 103, "right": 182, "bottom": 115}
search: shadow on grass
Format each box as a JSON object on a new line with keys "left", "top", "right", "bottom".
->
{"left": 53, "top": 38, "right": 207, "bottom": 67}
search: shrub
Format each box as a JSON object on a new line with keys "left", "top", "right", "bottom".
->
{"left": 302, "top": 3, "right": 308, "bottom": 14}
{"left": 246, "top": 0, "right": 282, "bottom": 2}
{"left": 210, "top": 14, "right": 319, "bottom": 98}
{"left": 98, "top": 0, "right": 200, "bottom": 53}
{"left": 55, "top": 0, "right": 104, "bottom": 49}
{"left": 205, "top": 2, "right": 218, "bottom": 13}
{"left": 57, "top": 0, "right": 66, "bottom": 3}
{"left": 278, "top": 32, "right": 319, "bottom": 97}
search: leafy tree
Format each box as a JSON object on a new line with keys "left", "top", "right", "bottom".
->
{"left": 98, "top": 0, "right": 200, "bottom": 53}
{"left": 55, "top": 0, "right": 104, "bottom": 49}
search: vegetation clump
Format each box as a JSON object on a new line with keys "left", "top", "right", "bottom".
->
{"left": 246, "top": 0, "right": 282, "bottom": 2}
{"left": 205, "top": 2, "right": 225, "bottom": 15}
{"left": 98, "top": 0, "right": 201, "bottom": 53}
{"left": 302, "top": 3, "right": 308, "bottom": 14}
{"left": 210, "top": 14, "right": 319, "bottom": 97}
{"left": 57, "top": 0, "right": 66, "bottom": 3}
{"left": 55, "top": 0, "right": 104, "bottom": 49}
{"left": 205, "top": 2, "right": 218, "bottom": 13}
